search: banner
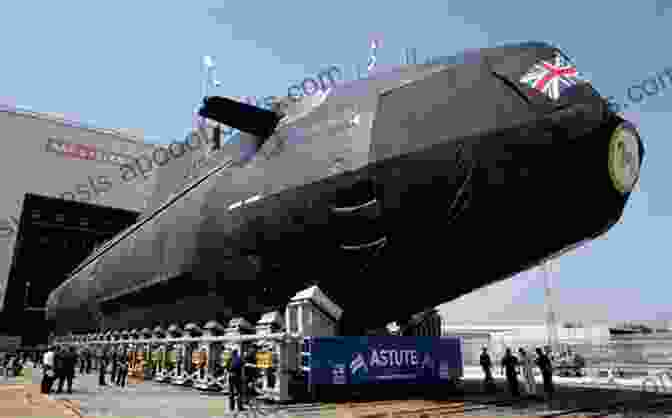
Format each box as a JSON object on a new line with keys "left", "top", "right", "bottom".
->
{"left": 256, "top": 352, "right": 273, "bottom": 369}
{"left": 151, "top": 351, "right": 160, "bottom": 361}
{"left": 192, "top": 351, "right": 207, "bottom": 364}
{"left": 220, "top": 351, "right": 231, "bottom": 365}
{"left": 308, "top": 337, "right": 463, "bottom": 385}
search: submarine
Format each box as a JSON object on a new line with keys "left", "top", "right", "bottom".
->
{"left": 46, "top": 41, "right": 644, "bottom": 335}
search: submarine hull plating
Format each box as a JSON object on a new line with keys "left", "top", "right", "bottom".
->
{"left": 46, "top": 42, "right": 643, "bottom": 334}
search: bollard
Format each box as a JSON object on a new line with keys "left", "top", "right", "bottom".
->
{"left": 49, "top": 284, "right": 345, "bottom": 403}
{"left": 255, "top": 311, "right": 286, "bottom": 401}
{"left": 194, "top": 320, "right": 226, "bottom": 391}
{"left": 166, "top": 324, "right": 184, "bottom": 384}
{"left": 128, "top": 329, "right": 142, "bottom": 379}
{"left": 172, "top": 322, "right": 203, "bottom": 386}
{"left": 140, "top": 328, "right": 154, "bottom": 380}
{"left": 152, "top": 326, "right": 170, "bottom": 383}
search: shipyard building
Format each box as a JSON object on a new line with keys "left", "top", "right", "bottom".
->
{"left": 0, "top": 105, "right": 219, "bottom": 348}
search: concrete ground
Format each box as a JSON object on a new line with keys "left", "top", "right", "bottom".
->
{"left": 21, "top": 363, "right": 239, "bottom": 418}
{"left": 0, "top": 364, "right": 80, "bottom": 418}
{"left": 0, "top": 363, "right": 670, "bottom": 418}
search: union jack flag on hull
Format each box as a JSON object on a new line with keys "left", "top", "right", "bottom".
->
{"left": 520, "top": 54, "right": 582, "bottom": 100}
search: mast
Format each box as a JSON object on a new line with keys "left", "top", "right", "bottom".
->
{"left": 544, "top": 260, "right": 559, "bottom": 353}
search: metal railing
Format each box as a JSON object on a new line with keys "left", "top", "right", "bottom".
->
{"left": 54, "top": 332, "right": 297, "bottom": 346}
{"left": 641, "top": 370, "right": 672, "bottom": 393}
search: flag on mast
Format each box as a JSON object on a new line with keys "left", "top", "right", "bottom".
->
{"left": 367, "top": 39, "right": 378, "bottom": 72}
{"left": 203, "top": 55, "right": 221, "bottom": 88}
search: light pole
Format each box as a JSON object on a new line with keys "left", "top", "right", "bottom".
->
{"left": 543, "top": 261, "right": 559, "bottom": 354}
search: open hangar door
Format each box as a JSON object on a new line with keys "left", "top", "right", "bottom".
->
{"left": 0, "top": 193, "right": 138, "bottom": 346}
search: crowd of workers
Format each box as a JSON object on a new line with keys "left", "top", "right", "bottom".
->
{"left": 480, "top": 346, "right": 555, "bottom": 400}
{"left": 0, "top": 353, "right": 25, "bottom": 378}
{"left": 30, "top": 343, "right": 260, "bottom": 413}
{"left": 224, "top": 347, "right": 261, "bottom": 411}
{"left": 5, "top": 342, "right": 560, "bottom": 409}
{"left": 38, "top": 345, "right": 130, "bottom": 394}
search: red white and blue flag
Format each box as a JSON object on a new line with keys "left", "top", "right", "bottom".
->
{"left": 367, "top": 39, "right": 379, "bottom": 72}
{"left": 519, "top": 54, "right": 582, "bottom": 100}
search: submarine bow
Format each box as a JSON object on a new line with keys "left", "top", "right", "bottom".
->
{"left": 46, "top": 41, "right": 643, "bottom": 334}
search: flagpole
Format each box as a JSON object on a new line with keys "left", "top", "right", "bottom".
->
{"left": 367, "top": 39, "right": 377, "bottom": 74}
{"left": 196, "top": 58, "right": 208, "bottom": 119}
{"left": 202, "top": 65, "right": 208, "bottom": 100}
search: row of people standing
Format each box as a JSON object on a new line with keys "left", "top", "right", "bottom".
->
{"left": 97, "top": 348, "right": 129, "bottom": 387}
{"left": 88, "top": 347, "right": 129, "bottom": 387}
{"left": 480, "top": 347, "right": 555, "bottom": 399}
{"left": 39, "top": 345, "right": 130, "bottom": 394}
{"left": 2, "top": 354, "right": 23, "bottom": 378}
{"left": 40, "top": 346, "right": 77, "bottom": 394}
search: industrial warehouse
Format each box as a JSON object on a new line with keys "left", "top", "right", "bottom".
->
{"left": 0, "top": 104, "right": 222, "bottom": 348}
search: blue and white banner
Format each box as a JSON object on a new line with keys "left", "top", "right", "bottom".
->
{"left": 308, "top": 336, "right": 463, "bottom": 385}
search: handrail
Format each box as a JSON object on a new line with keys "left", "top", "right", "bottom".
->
{"left": 641, "top": 370, "right": 672, "bottom": 393}
{"left": 53, "top": 151, "right": 239, "bottom": 290}
{"left": 56, "top": 333, "right": 293, "bottom": 345}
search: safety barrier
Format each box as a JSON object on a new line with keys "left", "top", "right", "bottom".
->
{"left": 565, "top": 361, "right": 672, "bottom": 394}
{"left": 641, "top": 370, "right": 672, "bottom": 393}
{"left": 51, "top": 285, "right": 343, "bottom": 402}
{"left": 57, "top": 325, "right": 307, "bottom": 400}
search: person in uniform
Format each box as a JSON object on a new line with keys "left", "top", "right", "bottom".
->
{"left": 226, "top": 350, "right": 244, "bottom": 411}
{"left": 518, "top": 348, "right": 537, "bottom": 397}
{"left": 57, "top": 346, "right": 77, "bottom": 394}
{"left": 480, "top": 347, "right": 495, "bottom": 393}
{"left": 4, "top": 355, "right": 14, "bottom": 379}
{"left": 40, "top": 346, "right": 56, "bottom": 394}
{"left": 500, "top": 348, "right": 520, "bottom": 397}
{"left": 85, "top": 349, "right": 92, "bottom": 374}
{"left": 53, "top": 346, "right": 65, "bottom": 393}
{"left": 78, "top": 348, "right": 86, "bottom": 374}
{"left": 243, "top": 346, "right": 260, "bottom": 396}
{"left": 110, "top": 348, "right": 118, "bottom": 386}
{"left": 535, "top": 347, "right": 554, "bottom": 400}
{"left": 116, "top": 354, "right": 128, "bottom": 388}
{"left": 98, "top": 349, "right": 108, "bottom": 386}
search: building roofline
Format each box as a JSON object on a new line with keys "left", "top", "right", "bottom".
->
{"left": 0, "top": 103, "right": 156, "bottom": 149}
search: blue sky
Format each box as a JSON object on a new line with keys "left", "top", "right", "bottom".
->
{"left": 1, "top": 1, "right": 670, "bottom": 323}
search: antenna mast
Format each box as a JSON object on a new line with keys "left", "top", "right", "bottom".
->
{"left": 543, "top": 260, "right": 559, "bottom": 353}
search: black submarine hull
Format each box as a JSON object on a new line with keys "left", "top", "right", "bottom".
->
{"left": 46, "top": 42, "right": 643, "bottom": 335}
